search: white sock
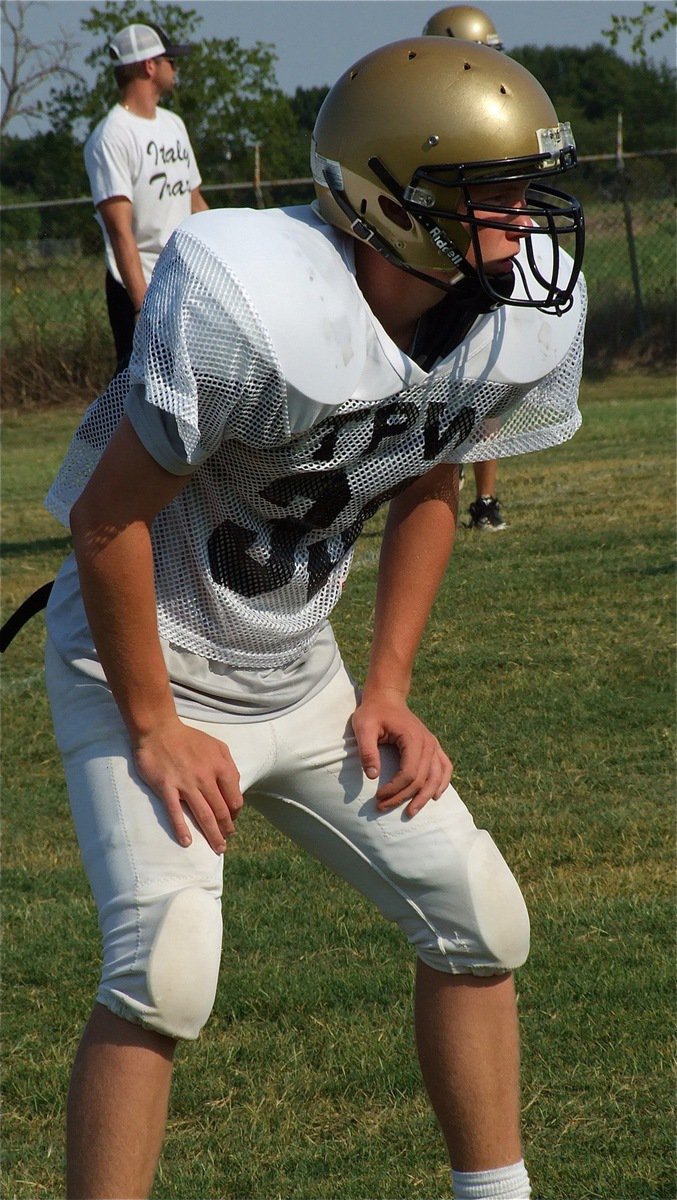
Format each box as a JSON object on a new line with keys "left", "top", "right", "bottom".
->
{"left": 451, "top": 1158, "right": 531, "bottom": 1199}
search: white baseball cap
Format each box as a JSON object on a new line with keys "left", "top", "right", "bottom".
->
{"left": 108, "top": 23, "right": 193, "bottom": 67}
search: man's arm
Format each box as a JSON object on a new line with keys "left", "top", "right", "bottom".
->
{"left": 97, "top": 195, "right": 148, "bottom": 314}
{"left": 70, "top": 415, "right": 244, "bottom": 853}
{"left": 191, "top": 187, "right": 209, "bottom": 213}
{"left": 351, "top": 461, "right": 460, "bottom": 816}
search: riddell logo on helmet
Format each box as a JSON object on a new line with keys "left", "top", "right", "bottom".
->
{"left": 429, "top": 225, "right": 463, "bottom": 264}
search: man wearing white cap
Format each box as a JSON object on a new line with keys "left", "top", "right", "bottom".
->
{"left": 84, "top": 23, "right": 208, "bottom": 369}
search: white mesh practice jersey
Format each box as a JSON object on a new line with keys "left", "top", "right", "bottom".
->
{"left": 46, "top": 205, "right": 586, "bottom": 669}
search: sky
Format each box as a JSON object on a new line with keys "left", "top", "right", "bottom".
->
{"left": 2, "top": 0, "right": 675, "bottom": 135}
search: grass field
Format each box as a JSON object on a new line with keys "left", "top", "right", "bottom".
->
{"left": 1, "top": 373, "right": 675, "bottom": 1200}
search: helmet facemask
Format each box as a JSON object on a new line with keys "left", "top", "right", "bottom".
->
{"left": 374, "top": 130, "right": 584, "bottom": 314}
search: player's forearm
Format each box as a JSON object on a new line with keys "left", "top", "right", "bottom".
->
{"left": 70, "top": 506, "right": 176, "bottom": 740}
{"left": 108, "top": 227, "right": 147, "bottom": 312}
{"left": 363, "top": 464, "right": 458, "bottom": 700}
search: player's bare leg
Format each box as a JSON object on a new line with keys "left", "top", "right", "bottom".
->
{"left": 473, "top": 458, "right": 499, "bottom": 500}
{"left": 66, "top": 1003, "right": 176, "bottom": 1200}
{"left": 414, "top": 962, "right": 523, "bottom": 1171}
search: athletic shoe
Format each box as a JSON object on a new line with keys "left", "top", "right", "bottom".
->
{"left": 466, "top": 495, "right": 507, "bottom": 530}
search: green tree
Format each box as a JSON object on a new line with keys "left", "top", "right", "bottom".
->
{"left": 1, "top": 129, "right": 87, "bottom": 195}
{"left": 0, "top": 182, "right": 41, "bottom": 245}
{"left": 603, "top": 2, "right": 677, "bottom": 60}
{"left": 0, "top": 129, "right": 94, "bottom": 239}
{"left": 509, "top": 44, "right": 675, "bottom": 154}
{"left": 46, "top": 1, "right": 304, "bottom": 189}
{"left": 289, "top": 85, "right": 330, "bottom": 133}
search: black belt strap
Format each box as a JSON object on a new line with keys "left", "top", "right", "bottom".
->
{"left": 0, "top": 581, "right": 54, "bottom": 653}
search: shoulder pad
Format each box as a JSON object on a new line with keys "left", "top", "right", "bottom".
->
{"left": 436, "top": 243, "right": 585, "bottom": 385}
{"left": 178, "top": 207, "right": 379, "bottom": 407}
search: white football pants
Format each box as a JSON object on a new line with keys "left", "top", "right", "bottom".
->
{"left": 45, "top": 636, "right": 530, "bottom": 1040}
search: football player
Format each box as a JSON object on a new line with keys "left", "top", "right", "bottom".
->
{"left": 44, "top": 36, "right": 584, "bottom": 1200}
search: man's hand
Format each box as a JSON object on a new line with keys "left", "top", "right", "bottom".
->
{"left": 133, "top": 718, "right": 244, "bottom": 854}
{"left": 351, "top": 690, "right": 453, "bottom": 817}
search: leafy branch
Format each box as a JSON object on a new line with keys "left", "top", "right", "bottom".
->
{"left": 603, "top": 3, "right": 677, "bottom": 59}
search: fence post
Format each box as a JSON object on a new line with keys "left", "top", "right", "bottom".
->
{"left": 253, "top": 142, "right": 265, "bottom": 210}
{"left": 616, "top": 110, "right": 648, "bottom": 337}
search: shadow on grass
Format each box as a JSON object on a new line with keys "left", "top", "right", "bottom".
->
{"left": 625, "top": 560, "right": 677, "bottom": 577}
{"left": 0, "top": 536, "right": 72, "bottom": 558}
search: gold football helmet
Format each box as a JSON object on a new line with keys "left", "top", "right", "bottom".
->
{"left": 422, "top": 4, "right": 504, "bottom": 49}
{"left": 311, "top": 38, "right": 584, "bottom": 313}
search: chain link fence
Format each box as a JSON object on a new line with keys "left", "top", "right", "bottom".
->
{"left": 1, "top": 152, "right": 674, "bottom": 405}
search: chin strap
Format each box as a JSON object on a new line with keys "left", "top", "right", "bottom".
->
{"left": 0, "top": 580, "right": 54, "bottom": 653}
{"left": 324, "top": 170, "right": 495, "bottom": 303}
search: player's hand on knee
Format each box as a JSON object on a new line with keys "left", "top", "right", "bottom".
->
{"left": 133, "top": 719, "right": 244, "bottom": 854}
{"left": 378, "top": 724, "right": 453, "bottom": 816}
{"left": 351, "top": 694, "right": 453, "bottom": 816}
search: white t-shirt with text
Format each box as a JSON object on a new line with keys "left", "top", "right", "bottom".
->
{"left": 84, "top": 103, "right": 202, "bottom": 284}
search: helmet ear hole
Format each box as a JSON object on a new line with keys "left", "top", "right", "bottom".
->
{"left": 378, "top": 195, "right": 413, "bottom": 231}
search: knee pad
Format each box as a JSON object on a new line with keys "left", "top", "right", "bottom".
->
{"left": 463, "top": 830, "right": 530, "bottom": 971}
{"left": 410, "top": 829, "right": 530, "bottom": 975}
{"left": 145, "top": 887, "right": 223, "bottom": 1040}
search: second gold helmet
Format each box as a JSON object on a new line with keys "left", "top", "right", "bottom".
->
{"left": 422, "top": 5, "right": 504, "bottom": 50}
